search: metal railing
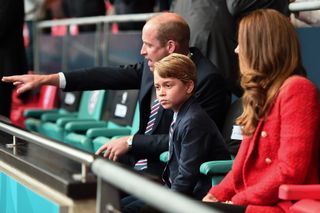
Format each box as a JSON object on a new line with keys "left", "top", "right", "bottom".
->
{"left": 0, "top": 120, "right": 222, "bottom": 212}
{"left": 34, "top": 13, "right": 153, "bottom": 73}
{"left": 0, "top": 121, "right": 94, "bottom": 182}
{"left": 36, "top": 13, "right": 156, "bottom": 28}
{"left": 92, "top": 158, "right": 221, "bottom": 213}
{"left": 289, "top": 0, "right": 320, "bottom": 12}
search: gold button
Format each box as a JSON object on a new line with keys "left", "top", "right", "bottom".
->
{"left": 265, "top": 158, "right": 272, "bottom": 164}
{"left": 261, "top": 131, "right": 267, "bottom": 138}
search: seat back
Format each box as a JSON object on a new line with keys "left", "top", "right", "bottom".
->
{"left": 296, "top": 27, "right": 320, "bottom": 88}
{"left": 37, "top": 85, "right": 59, "bottom": 109}
{"left": 101, "top": 90, "right": 139, "bottom": 128}
{"left": 199, "top": 98, "right": 243, "bottom": 186}
{"left": 10, "top": 85, "right": 59, "bottom": 128}
{"left": 130, "top": 102, "right": 140, "bottom": 135}
{"left": 222, "top": 98, "right": 243, "bottom": 156}
{"left": 59, "top": 91, "right": 82, "bottom": 112}
{"left": 89, "top": 90, "right": 139, "bottom": 153}
{"left": 77, "top": 90, "right": 107, "bottom": 120}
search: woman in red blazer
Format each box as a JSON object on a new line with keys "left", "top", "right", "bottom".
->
{"left": 203, "top": 9, "right": 320, "bottom": 213}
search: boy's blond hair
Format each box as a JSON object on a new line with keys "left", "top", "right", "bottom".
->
{"left": 154, "top": 53, "right": 196, "bottom": 91}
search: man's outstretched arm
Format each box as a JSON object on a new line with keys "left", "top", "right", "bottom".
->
{"left": 2, "top": 73, "right": 60, "bottom": 94}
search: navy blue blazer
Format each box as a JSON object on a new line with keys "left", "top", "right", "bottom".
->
{"left": 162, "top": 97, "right": 230, "bottom": 200}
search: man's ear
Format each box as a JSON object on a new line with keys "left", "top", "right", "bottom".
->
{"left": 167, "top": 40, "right": 176, "bottom": 53}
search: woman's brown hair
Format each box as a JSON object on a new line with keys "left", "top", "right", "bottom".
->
{"left": 236, "top": 9, "right": 305, "bottom": 135}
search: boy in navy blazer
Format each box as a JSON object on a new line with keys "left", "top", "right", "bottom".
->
{"left": 122, "top": 53, "right": 230, "bottom": 212}
{"left": 153, "top": 53, "right": 230, "bottom": 199}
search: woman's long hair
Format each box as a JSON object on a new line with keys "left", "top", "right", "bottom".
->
{"left": 236, "top": 9, "right": 306, "bottom": 135}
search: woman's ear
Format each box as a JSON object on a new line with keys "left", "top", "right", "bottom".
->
{"left": 167, "top": 40, "right": 176, "bottom": 53}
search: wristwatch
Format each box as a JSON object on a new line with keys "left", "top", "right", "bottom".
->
{"left": 126, "top": 135, "right": 133, "bottom": 149}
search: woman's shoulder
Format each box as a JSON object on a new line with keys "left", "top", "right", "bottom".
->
{"left": 281, "top": 75, "right": 318, "bottom": 93}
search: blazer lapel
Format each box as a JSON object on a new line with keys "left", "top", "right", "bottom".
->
{"left": 140, "top": 65, "right": 154, "bottom": 101}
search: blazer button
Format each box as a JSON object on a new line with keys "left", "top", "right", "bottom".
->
{"left": 265, "top": 158, "right": 272, "bottom": 164}
{"left": 261, "top": 131, "right": 268, "bottom": 138}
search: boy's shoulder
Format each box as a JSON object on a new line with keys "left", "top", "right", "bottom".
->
{"left": 180, "top": 98, "right": 217, "bottom": 128}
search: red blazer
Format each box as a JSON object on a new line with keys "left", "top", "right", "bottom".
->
{"left": 209, "top": 76, "right": 320, "bottom": 213}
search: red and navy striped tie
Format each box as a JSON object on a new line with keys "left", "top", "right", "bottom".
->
{"left": 144, "top": 99, "right": 160, "bottom": 134}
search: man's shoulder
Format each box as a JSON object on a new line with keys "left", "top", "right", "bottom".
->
{"left": 190, "top": 47, "right": 222, "bottom": 76}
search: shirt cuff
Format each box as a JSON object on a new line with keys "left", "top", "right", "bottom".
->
{"left": 58, "top": 72, "right": 66, "bottom": 89}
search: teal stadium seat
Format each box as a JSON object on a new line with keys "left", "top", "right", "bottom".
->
{"left": 89, "top": 102, "right": 139, "bottom": 153}
{"left": 24, "top": 91, "right": 81, "bottom": 132}
{"left": 159, "top": 99, "right": 243, "bottom": 186}
{"left": 199, "top": 99, "right": 242, "bottom": 186}
{"left": 37, "top": 90, "right": 107, "bottom": 142}
{"left": 63, "top": 90, "right": 139, "bottom": 153}
{"left": 296, "top": 27, "right": 320, "bottom": 89}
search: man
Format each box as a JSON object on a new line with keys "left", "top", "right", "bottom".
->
{"left": 3, "top": 13, "right": 230, "bottom": 175}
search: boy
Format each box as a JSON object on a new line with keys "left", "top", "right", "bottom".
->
{"left": 153, "top": 53, "right": 230, "bottom": 199}
{"left": 122, "top": 53, "right": 230, "bottom": 212}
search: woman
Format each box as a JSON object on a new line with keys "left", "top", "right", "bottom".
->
{"left": 203, "top": 9, "right": 320, "bottom": 213}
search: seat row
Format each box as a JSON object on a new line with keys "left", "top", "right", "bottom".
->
{"left": 22, "top": 89, "right": 320, "bottom": 212}
{"left": 23, "top": 88, "right": 139, "bottom": 153}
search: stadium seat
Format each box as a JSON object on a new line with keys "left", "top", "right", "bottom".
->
{"left": 63, "top": 90, "right": 139, "bottom": 153}
{"left": 90, "top": 103, "right": 140, "bottom": 153}
{"left": 37, "top": 90, "right": 107, "bottom": 142}
{"left": 279, "top": 184, "right": 320, "bottom": 213}
{"left": 199, "top": 98, "right": 242, "bottom": 185}
{"left": 10, "top": 85, "right": 59, "bottom": 128}
{"left": 24, "top": 91, "right": 81, "bottom": 132}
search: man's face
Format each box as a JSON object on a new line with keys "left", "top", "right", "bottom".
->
{"left": 141, "top": 24, "right": 171, "bottom": 71}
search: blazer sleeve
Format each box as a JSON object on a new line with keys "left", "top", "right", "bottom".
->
{"left": 232, "top": 79, "right": 320, "bottom": 205}
{"left": 226, "top": 0, "right": 288, "bottom": 17}
{"left": 171, "top": 126, "right": 220, "bottom": 195}
{"left": 131, "top": 134, "right": 169, "bottom": 159}
{"left": 63, "top": 63, "right": 143, "bottom": 91}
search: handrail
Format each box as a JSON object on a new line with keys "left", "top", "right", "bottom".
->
{"left": 0, "top": 121, "right": 94, "bottom": 165}
{"left": 289, "top": 1, "right": 320, "bottom": 12}
{"left": 37, "top": 13, "right": 156, "bottom": 29}
{"left": 92, "top": 158, "right": 220, "bottom": 213}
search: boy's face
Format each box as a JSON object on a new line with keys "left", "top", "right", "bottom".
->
{"left": 154, "top": 71, "right": 194, "bottom": 112}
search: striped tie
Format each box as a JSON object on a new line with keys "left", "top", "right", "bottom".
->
{"left": 162, "top": 115, "right": 177, "bottom": 185}
{"left": 168, "top": 114, "right": 176, "bottom": 158}
{"left": 134, "top": 99, "right": 160, "bottom": 170}
{"left": 169, "top": 119, "right": 175, "bottom": 143}
{"left": 144, "top": 99, "right": 160, "bottom": 134}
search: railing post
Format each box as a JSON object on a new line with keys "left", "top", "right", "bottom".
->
{"left": 96, "top": 177, "right": 121, "bottom": 213}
